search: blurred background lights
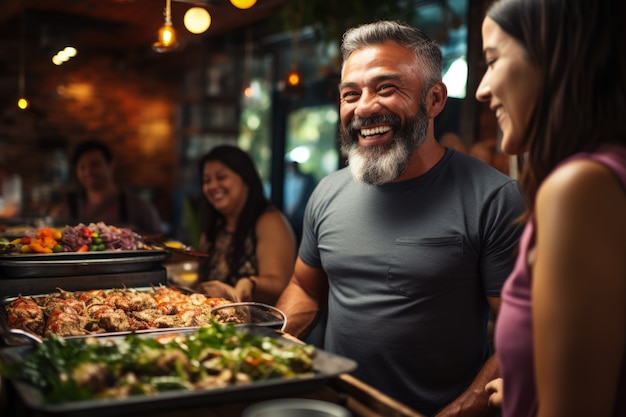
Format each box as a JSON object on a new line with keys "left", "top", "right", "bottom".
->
{"left": 245, "top": 113, "right": 261, "bottom": 130}
{"left": 286, "top": 68, "right": 300, "bottom": 86}
{"left": 52, "top": 46, "right": 77, "bottom": 66}
{"left": 63, "top": 46, "right": 77, "bottom": 57}
{"left": 184, "top": 7, "right": 211, "bottom": 34}
{"left": 288, "top": 146, "right": 311, "bottom": 164}
{"left": 17, "top": 97, "right": 29, "bottom": 110}
{"left": 325, "top": 109, "right": 338, "bottom": 123}
{"left": 243, "top": 83, "right": 254, "bottom": 98}
{"left": 442, "top": 56, "right": 467, "bottom": 99}
{"left": 229, "top": 0, "right": 257, "bottom": 9}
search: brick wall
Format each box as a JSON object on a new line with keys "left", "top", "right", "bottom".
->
{"left": 0, "top": 53, "right": 180, "bottom": 226}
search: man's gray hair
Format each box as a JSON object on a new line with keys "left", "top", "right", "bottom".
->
{"left": 341, "top": 20, "right": 443, "bottom": 91}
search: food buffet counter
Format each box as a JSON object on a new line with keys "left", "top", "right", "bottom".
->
{"left": 2, "top": 373, "right": 426, "bottom": 417}
{"left": 0, "top": 224, "right": 427, "bottom": 417}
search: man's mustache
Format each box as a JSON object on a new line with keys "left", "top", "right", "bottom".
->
{"left": 347, "top": 114, "right": 401, "bottom": 134}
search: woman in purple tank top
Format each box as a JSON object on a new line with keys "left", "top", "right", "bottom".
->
{"left": 474, "top": 0, "right": 626, "bottom": 416}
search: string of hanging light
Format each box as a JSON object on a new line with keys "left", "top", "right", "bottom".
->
{"left": 17, "top": 3, "right": 28, "bottom": 110}
{"left": 153, "top": 0, "right": 178, "bottom": 52}
{"left": 155, "top": 0, "right": 258, "bottom": 53}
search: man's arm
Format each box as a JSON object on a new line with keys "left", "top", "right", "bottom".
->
{"left": 434, "top": 296, "right": 501, "bottom": 417}
{"left": 275, "top": 257, "right": 328, "bottom": 339}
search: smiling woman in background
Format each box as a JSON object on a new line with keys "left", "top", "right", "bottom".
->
{"left": 193, "top": 145, "right": 296, "bottom": 305}
{"left": 475, "top": 0, "right": 626, "bottom": 416}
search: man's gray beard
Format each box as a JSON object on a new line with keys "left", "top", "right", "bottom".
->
{"left": 340, "top": 107, "right": 429, "bottom": 185}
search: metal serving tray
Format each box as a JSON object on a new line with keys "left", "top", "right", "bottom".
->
{"left": 0, "top": 287, "right": 283, "bottom": 344}
{"left": 0, "top": 326, "right": 358, "bottom": 417}
{"left": 0, "top": 250, "right": 171, "bottom": 279}
{"left": 0, "top": 269, "right": 168, "bottom": 299}
{"left": 0, "top": 286, "right": 185, "bottom": 341}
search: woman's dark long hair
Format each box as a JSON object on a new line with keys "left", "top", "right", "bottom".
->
{"left": 487, "top": 0, "right": 626, "bottom": 220}
{"left": 198, "top": 145, "right": 270, "bottom": 275}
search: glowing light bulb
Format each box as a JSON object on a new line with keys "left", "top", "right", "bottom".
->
{"left": 17, "top": 97, "right": 29, "bottom": 110}
{"left": 229, "top": 0, "right": 257, "bottom": 9}
{"left": 159, "top": 23, "right": 177, "bottom": 47}
{"left": 63, "top": 46, "right": 77, "bottom": 57}
{"left": 287, "top": 68, "right": 301, "bottom": 86}
{"left": 153, "top": 0, "right": 178, "bottom": 52}
{"left": 184, "top": 7, "right": 211, "bottom": 34}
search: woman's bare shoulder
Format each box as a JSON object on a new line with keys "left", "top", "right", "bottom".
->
{"left": 256, "top": 207, "right": 292, "bottom": 230}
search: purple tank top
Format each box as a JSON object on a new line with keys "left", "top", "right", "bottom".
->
{"left": 495, "top": 144, "right": 626, "bottom": 417}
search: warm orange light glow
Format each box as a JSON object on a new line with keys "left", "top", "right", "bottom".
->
{"left": 153, "top": 0, "right": 178, "bottom": 52}
{"left": 244, "top": 85, "right": 254, "bottom": 98}
{"left": 229, "top": 0, "right": 257, "bottom": 9}
{"left": 17, "top": 97, "right": 29, "bottom": 110}
{"left": 158, "top": 23, "right": 177, "bottom": 47}
{"left": 287, "top": 69, "right": 301, "bottom": 86}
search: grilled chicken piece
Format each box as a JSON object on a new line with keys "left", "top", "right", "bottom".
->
{"left": 6, "top": 295, "right": 44, "bottom": 321}
{"left": 41, "top": 297, "right": 85, "bottom": 316}
{"left": 130, "top": 308, "right": 163, "bottom": 323}
{"left": 96, "top": 309, "right": 132, "bottom": 332}
{"left": 86, "top": 303, "right": 115, "bottom": 318}
{"left": 151, "top": 314, "right": 183, "bottom": 328}
{"left": 6, "top": 295, "right": 45, "bottom": 336}
{"left": 78, "top": 289, "right": 107, "bottom": 306}
{"left": 124, "top": 292, "right": 157, "bottom": 311}
{"left": 45, "top": 311, "right": 89, "bottom": 337}
{"left": 156, "top": 301, "right": 180, "bottom": 315}
{"left": 177, "top": 308, "right": 204, "bottom": 326}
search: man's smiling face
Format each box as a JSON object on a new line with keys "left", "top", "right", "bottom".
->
{"left": 338, "top": 41, "right": 429, "bottom": 184}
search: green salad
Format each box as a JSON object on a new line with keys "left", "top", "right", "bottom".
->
{"left": 0, "top": 323, "right": 316, "bottom": 403}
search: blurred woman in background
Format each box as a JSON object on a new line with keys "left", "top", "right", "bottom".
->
{"left": 193, "top": 145, "right": 296, "bottom": 305}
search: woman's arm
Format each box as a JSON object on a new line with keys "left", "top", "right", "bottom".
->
{"left": 533, "top": 159, "right": 626, "bottom": 417}
{"left": 239, "top": 209, "right": 296, "bottom": 305}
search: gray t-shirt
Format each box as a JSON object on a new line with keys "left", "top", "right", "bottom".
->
{"left": 299, "top": 148, "right": 525, "bottom": 415}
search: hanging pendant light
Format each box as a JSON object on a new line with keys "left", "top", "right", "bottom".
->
{"left": 17, "top": 3, "right": 28, "bottom": 110}
{"left": 153, "top": 0, "right": 178, "bottom": 52}
{"left": 230, "top": 0, "right": 257, "bottom": 10}
{"left": 286, "top": 66, "right": 301, "bottom": 86}
{"left": 286, "top": 31, "right": 301, "bottom": 87}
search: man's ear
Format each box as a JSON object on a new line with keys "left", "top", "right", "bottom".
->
{"left": 426, "top": 81, "right": 447, "bottom": 119}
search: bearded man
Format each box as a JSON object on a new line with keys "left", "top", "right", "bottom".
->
{"left": 275, "top": 20, "right": 524, "bottom": 417}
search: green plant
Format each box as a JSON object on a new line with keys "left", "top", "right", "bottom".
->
{"left": 279, "top": 0, "right": 419, "bottom": 45}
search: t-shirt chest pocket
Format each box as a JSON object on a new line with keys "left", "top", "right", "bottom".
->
{"left": 387, "top": 235, "right": 464, "bottom": 297}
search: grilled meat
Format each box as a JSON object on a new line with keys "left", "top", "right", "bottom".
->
{"left": 4, "top": 286, "right": 231, "bottom": 337}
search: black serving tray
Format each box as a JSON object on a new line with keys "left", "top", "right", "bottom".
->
{"left": 0, "top": 250, "right": 171, "bottom": 279}
{"left": 0, "top": 326, "right": 357, "bottom": 417}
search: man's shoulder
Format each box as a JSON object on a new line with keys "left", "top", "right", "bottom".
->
{"left": 305, "top": 168, "right": 355, "bottom": 208}
{"left": 317, "top": 167, "right": 353, "bottom": 189}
